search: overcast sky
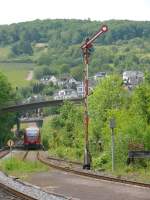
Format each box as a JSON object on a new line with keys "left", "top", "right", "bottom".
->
{"left": 1, "top": 0, "right": 150, "bottom": 25}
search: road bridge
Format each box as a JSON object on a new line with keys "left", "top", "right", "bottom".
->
{"left": 19, "top": 117, "right": 43, "bottom": 123}
{"left": 18, "top": 117, "right": 44, "bottom": 128}
{"left": 0, "top": 98, "right": 83, "bottom": 114}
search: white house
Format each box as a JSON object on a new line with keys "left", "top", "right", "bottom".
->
{"left": 76, "top": 81, "right": 93, "bottom": 97}
{"left": 76, "top": 82, "right": 84, "bottom": 97}
{"left": 53, "top": 89, "right": 78, "bottom": 100}
{"left": 40, "top": 75, "right": 57, "bottom": 85}
{"left": 94, "top": 72, "right": 106, "bottom": 80}
{"left": 57, "top": 75, "right": 78, "bottom": 89}
{"left": 123, "top": 71, "right": 144, "bottom": 86}
{"left": 68, "top": 77, "right": 78, "bottom": 85}
{"left": 49, "top": 76, "right": 57, "bottom": 85}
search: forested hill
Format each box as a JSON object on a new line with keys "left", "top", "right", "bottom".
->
{"left": 0, "top": 19, "right": 150, "bottom": 45}
{"left": 0, "top": 19, "right": 150, "bottom": 77}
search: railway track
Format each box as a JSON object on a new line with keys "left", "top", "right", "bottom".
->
{"left": 22, "top": 150, "right": 40, "bottom": 162}
{"left": 0, "top": 149, "right": 37, "bottom": 200}
{"left": 37, "top": 151, "right": 150, "bottom": 189}
{"left": 1, "top": 149, "right": 149, "bottom": 199}
{"left": 0, "top": 147, "right": 10, "bottom": 159}
{"left": 0, "top": 150, "right": 67, "bottom": 200}
{"left": 47, "top": 156, "right": 82, "bottom": 169}
{"left": 0, "top": 182, "right": 37, "bottom": 200}
{"left": 22, "top": 150, "right": 29, "bottom": 161}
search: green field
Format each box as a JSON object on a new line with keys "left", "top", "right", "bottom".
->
{"left": 0, "top": 46, "right": 11, "bottom": 60}
{"left": 0, "top": 63, "right": 36, "bottom": 88}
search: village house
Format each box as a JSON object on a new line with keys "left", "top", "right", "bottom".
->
{"left": 123, "top": 71, "right": 144, "bottom": 88}
{"left": 57, "top": 75, "right": 78, "bottom": 89}
{"left": 49, "top": 76, "right": 58, "bottom": 85}
{"left": 53, "top": 89, "right": 78, "bottom": 100}
{"left": 93, "top": 72, "right": 106, "bottom": 80}
{"left": 76, "top": 80, "right": 94, "bottom": 97}
{"left": 40, "top": 75, "right": 57, "bottom": 85}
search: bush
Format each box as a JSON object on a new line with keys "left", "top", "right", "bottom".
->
{"left": 92, "top": 153, "right": 109, "bottom": 170}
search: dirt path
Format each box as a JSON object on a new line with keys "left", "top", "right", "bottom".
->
{"left": 26, "top": 70, "right": 33, "bottom": 81}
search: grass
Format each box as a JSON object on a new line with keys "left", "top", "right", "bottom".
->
{"left": 92, "top": 156, "right": 150, "bottom": 184}
{"left": 0, "top": 63, "right": 36, "bottom": 88}
{"left": 112, "top": 163, "right": 150, "bottom": 184}
{"left": 0, "top": 157, "right": 48, "bottom": 179}
{"left": 0, "top": 46, "right": 11, "bottom": 60}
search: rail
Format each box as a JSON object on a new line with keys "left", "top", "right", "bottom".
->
{"left": 0, "top": 182, "right": 37, "bottom": 200}
{"left": 37, "top": 152, "right": 150, "bottom": 189}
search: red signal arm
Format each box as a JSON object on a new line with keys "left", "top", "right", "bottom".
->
{"left": 81, "top": 25, "right": 108, "bottom": 49}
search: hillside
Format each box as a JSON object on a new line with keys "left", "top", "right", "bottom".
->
{"left": 0, "top": 19, "right": 149, "bottom": 79}
{"left": 0, "top": 63, "right": 36, "bottom": 87}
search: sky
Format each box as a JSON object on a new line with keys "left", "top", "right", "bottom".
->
{"left": 0, "top": 0, "right": 150, "bottom": 25}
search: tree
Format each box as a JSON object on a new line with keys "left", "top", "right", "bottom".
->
{"left": 43, "top": 101, "right": 84, "bottom": 158}
{"left": 34, "top": 66, "right": 56, "bottom": 80}
{"left": 89, "top": 75, "right": 127, "bottom": 144}
{"left": 11, "top": 40, "right": 33, "bottom": 55}
{"left": 70, "top": 66, "right": 82, "bottom": 80}
{"left": 0, "top": 72, "right": 16, "bottom": 146}
{"left": 130, "top": 83, "right": 150, "bottom": 123}
{"left": 37, "top": 53, "right": 51, "bottom": 65}
{"left": 19, "top": 40, "right": 33, "bottom": 55}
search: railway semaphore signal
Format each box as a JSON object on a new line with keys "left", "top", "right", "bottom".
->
{"left": 81, "top": 24, "right": 108, "bottom": 170}
{"left": 81, "top": 25, "right": 108, "bottom": 49}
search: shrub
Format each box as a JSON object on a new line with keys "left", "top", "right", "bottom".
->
{"left": 92, "top": 153, "right": 109, "bottom": 170}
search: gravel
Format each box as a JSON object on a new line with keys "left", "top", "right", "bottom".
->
{"left": 0, "top": 187, "right": 22, "bottom": 200}
{"left": 0, "top": 171, "right": 69, "bottom": 200}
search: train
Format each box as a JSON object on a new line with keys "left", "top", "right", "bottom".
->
{"left": 24, "top": 127, "right": 42, "bottom": 149}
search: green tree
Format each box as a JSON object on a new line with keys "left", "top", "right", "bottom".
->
{"left": 11, "top": 40, "right": 33, "bottom": 55}
{"left": 0, "top": 72, "right": 16, "bottom": 146}
{"left": 89, "top": 75, "right": 126, "bottom": 143}
{"left": 43, "top": 101, "right": 84, "bottom": 159}
{"left": 130, "top": 83, "right": 150, "bottom": 123}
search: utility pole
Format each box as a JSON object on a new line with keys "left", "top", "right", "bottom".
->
{"left": 81, "top": 25, "right": 108, "bottom": 170}
{"left": 109, "top": 118, "right": 116, "bottom": 172}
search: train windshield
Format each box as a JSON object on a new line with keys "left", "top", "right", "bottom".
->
{"left": 26, "top": 128, "right": 39, "bottom": 137}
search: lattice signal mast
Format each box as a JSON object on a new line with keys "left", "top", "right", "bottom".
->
{"left": 81, "top": 25, "right": 108, "bottom": 170}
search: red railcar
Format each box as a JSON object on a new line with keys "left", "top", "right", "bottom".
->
{"left": 24, "top": 127, "right": 41, "bottom": 149}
